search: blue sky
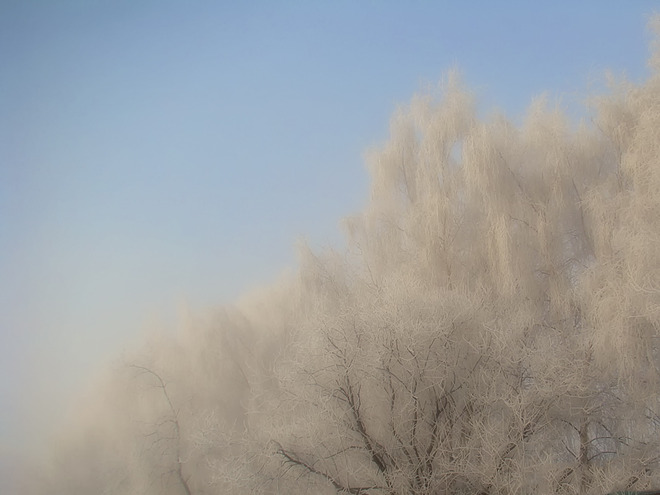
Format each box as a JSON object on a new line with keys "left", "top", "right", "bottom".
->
{"left": 1, "top": 0, "right": 657, "bottom": 468}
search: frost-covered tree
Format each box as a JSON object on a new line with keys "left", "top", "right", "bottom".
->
{"left": 258, "top": 34, "right": 660, "bottom": 495}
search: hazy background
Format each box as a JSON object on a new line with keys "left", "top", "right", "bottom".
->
{"left": 1, "top": 0, "right": 657, "bottom": 478}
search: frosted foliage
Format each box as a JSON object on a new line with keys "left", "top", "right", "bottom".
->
{"left": 19, "top": 17, "right": 660, "bottom": 495}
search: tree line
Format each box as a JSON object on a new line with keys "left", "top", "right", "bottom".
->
{"left": 19, "top": 19, "right": 660, "bottom": 495}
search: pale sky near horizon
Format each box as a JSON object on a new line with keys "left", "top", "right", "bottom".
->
{"left": 1, "top": 0, "right": 658, "bottom": 474}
